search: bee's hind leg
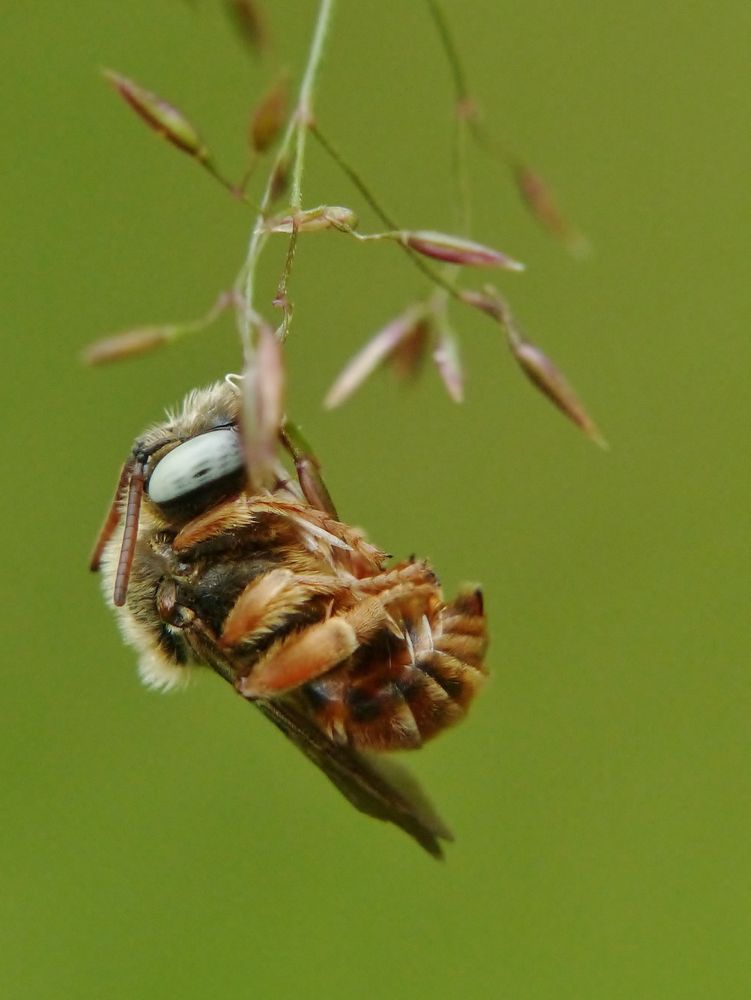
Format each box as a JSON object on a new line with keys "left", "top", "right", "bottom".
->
{"left": 234, "top": 596, "right": 398, "bottom": 699}
{"left": 280, "top": 420, "right": 338, "bottom": 518}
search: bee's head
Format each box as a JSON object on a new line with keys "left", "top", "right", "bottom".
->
{"left": 90, "top": 378, "right": 246, "bottom": 606}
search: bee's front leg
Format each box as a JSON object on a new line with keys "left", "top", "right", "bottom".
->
{"left": 279, "top": 420, "right": 338, "bottom": 518}
{"left": 156, "top": 578, "right": 197, "bottom": 629}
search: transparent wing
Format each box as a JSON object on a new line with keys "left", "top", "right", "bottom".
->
{"left": 255, "top": 696, "right": 453, "bottom": 858}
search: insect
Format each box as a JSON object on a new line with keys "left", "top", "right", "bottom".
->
{"left": 90, "top": 377, "right": 488, "bottom": 856}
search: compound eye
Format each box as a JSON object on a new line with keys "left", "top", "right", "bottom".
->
{"left": 147, "top": 429, "right": 243, "bottom": 505}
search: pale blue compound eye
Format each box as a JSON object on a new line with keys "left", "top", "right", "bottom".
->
{"left": 147, "top": 429, "right": 243, "bottom": 504}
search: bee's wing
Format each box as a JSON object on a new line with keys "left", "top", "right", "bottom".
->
{"left": 255, "top": 697, "right": 454, "bottom": 859}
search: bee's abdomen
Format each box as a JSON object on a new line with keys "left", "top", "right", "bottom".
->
{"left": 304, "top": 588, "right": 488, "bottom": 752}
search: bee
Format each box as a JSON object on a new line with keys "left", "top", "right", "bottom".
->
{"left": 90, "top": 377, "right": 488, "bottom": 856}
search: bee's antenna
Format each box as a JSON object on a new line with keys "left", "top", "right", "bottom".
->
{"left": 113, "top": 459, "right": 145, "bottom": 607}
{"left": 89, "top": 460, "right": 132, "bottom": 573}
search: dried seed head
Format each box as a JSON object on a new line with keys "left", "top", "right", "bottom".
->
{"left": 264, "top": 205, "right": 358, "bottom": 234}
{"left": 505, "top": 324, "right": 606, "bottom": 448}
{"left": 81, "top": 326, "right": 176, "bottom": 365}
{"left": 325, "top": 305, "right": 428, "bottom": 409}
{"left": 242, "top": 322, "right": 285, "bottom": 490}
{"left": 459, "top": 287, "right": 507, "bottom": 323}
{"left": 250, "top": 75, "right": 288, "bottom": 153}
{"left": 515, "top": 165, "right": 565, "bottom": 236}
{"left": 269, "top": 156, "right": 290, "bottom": 205}
{"left": 103, "top": 70, "right": 211, "bottom": 163}
{"left": 509, "top": 338, "right": 606, "bottom": 447}
{"left": 514, "top": 164, "right": 589, "bottom": 256}
{"left": 225, "top": 0, "right": 268, "bottom": 55}
{"left": 388, "top": 320, "right": 431, "bottom": 381}
{"left": 401, "top": 230, "right": 524, "bottom": 271}
{"left": 460, "top": 287, "right": 604, "bottom": 445}
{"left": 432, "top": 329, "right": 464, "bottom": 403}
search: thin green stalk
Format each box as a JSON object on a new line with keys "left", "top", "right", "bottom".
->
{"left": 425, "top": 0, "right": 468, "bottom": 102}
{"left": 290, "top": 0, "right": 334, "bottom": 209}
{"left": 425, "top": 0, "right": 471, "bottom": 233}
{"left": 452, "top": 110, "right": 472, "bottom": 235}
{"left": 310, "top": 124, "right": 463, "bottom": 303}
{"left": 240, "top": 0, "right": 336, "bottom": 356}
{"left": 309, "top": 125, "right": 399, "bottom": 231}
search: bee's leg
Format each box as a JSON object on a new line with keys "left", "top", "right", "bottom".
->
{"left": 391, "top": 587, "right": 487, "bottom": 744}
{"left": 171, "top": 495, "right": 258, "bottom": 552}
{"left": 218, "top": 567, "right": 343, "bottom": 649}
{"left": 172, "top": 494, "right": 386, "bottom": 576}
{"left": 279, "top": 420, "right": 338, "bottom": 518}
{"left": 432, "top": 588, "right": 488, "bottom": 673}
{"left": 310, "top": 585, "right": 488, "bottom": 752}
{"left": 353, "top": 560, "right": 443, "bottom": 617}
{"left": 235, "top": 596, "right": 398, "bottom": 699}
{"left": 172, "top": 494, "right": 348, "bottom": 554}
{"left": 286, "top": 565, "right": 450, "bottom": 751}
{"left": 354, "top": 560, "right": 437, "bottom": 593}
{"left": 351, "top": 566, "right": 486, "bottom": 672}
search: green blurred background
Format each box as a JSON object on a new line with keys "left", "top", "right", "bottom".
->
{"left": 2, "top": 2, "right": 749, "bottom": 997}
